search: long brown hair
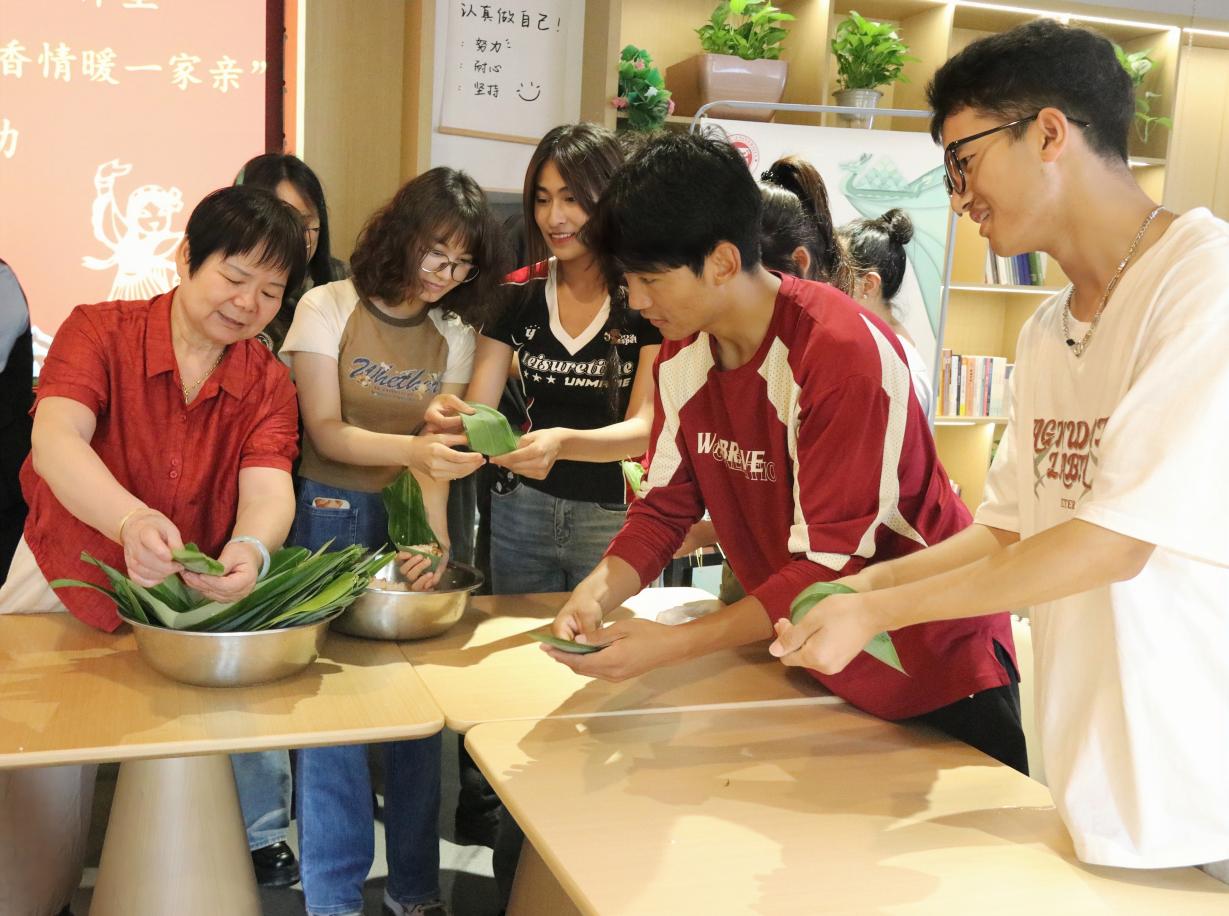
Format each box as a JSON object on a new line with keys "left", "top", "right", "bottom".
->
{"left": 350, "top": 167, "right": 507, "bottom": 327}
{"left": 521, "top": 124, "right": 632, "bottom": 419}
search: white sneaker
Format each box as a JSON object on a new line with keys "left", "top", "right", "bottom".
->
{"left": 383, "top": 891, "right": 449, "bottom": 916}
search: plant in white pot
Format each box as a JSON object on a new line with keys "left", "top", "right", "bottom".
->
{"left": 831, "top": 11, "right": 917, "bottom": 128}
{"left": 665, "top": 0, "right": 795, "bottom": 122}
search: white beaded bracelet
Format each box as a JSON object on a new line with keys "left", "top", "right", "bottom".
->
{"left": 228, "top": 536, "right": 271, "bottom": 580}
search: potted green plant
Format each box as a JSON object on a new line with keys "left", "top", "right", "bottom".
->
{"left": 1113, "top": 44, "right": 1173, "bottom": 147}
{"left": 830, "top": 11, "right": 917, "bottom": 128}
{"left": 665, "top": 0, "right": 795, "bottom": 122}
{"left": 612, "top": 45, "right": 675, "bottom": 131}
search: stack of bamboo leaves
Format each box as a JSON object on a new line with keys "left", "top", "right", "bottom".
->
{"left": 51, "top": 543, "right": 393, "bottom": 632}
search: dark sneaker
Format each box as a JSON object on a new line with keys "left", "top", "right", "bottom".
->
{"left": 251, "top": 840, "right": 300, "bottom": 887}
{"left": 454, "top": 810, "right": 499, "bottom": 848}
{"left": 384, "top": 892, "right": 449, "bottom": 915}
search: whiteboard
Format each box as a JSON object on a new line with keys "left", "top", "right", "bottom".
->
{"left": 438, "top": 0, "right": 579, "bottom": 145}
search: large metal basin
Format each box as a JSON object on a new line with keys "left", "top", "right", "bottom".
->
{"left": 127, "top": 612, "right": 338, "bottom": 688}
{"left": 332, "top": 559, "right": 483, "bottom": 641}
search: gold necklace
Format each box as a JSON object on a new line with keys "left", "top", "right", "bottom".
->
{"left": 181, "top": 348, "right": 226, "bottom": 402}
{"left": 1061, "top": 206, "right": 1164, "bottom": 358}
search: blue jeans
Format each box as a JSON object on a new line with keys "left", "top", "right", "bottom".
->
{"left": 291, "top": 478, "right": 443, "bottom": 915}
{"left": 489, "top": 481, "right": 627, "bottom": 595}
{"left": 232, "top": 750, "right": 291, "bottom": 849}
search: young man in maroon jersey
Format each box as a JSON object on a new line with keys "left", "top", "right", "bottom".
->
{"left": 544, "top": 131, "right": 1025, "bottom": 769}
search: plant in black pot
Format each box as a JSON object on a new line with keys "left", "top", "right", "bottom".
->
{"left": 831, "top": 11, "right": 917, "bottom": 128}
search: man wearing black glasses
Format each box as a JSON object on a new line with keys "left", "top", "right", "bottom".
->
{"left": 771, "top": 18, "right": 1229, "bottom": 883}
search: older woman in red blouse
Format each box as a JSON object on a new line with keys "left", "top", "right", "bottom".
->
{"left": 0, "top": 185, "right": 306, "bottom": 916}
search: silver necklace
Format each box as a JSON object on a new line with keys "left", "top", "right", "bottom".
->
{"left": 1062, "top": 205, "right": 1164, "bottom": 358}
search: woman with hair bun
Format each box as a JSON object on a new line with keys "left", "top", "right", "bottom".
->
{"left": 839, "top": 208, "right": 933, "bottom": 416}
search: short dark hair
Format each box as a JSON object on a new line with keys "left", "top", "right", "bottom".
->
{"left": 583, "top": 130, "right": 762, "bottom": 279}
{"left": 184, "top": 186, "right": 307, "bottom": 294}
{"left": 927, "top": 19, "right": 1133, "bottom": 163}
{"left": 839, "top": 208, "right": 914, "bottom": 302}
{"left": 522, "top": 123, "right": 625, "bottom": 266}
{"left": 759, "top": 155, "right": 844, "bottom": 285}
{"left": 349, "top": 167, "right": 507, "bottom": 328}
{"left": 236, "top": 152, "right": 336, "bottom": 289}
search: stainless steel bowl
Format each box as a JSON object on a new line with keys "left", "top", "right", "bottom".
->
{"left": 127, "top": 612, "right": 338, "bottom": 688}
{"left": 332, "top": 559, "right": 483, "bottom": 641}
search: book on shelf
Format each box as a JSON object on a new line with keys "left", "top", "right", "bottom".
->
{"left": 938, "top": 350, "right": 1010, "bottom": 418}
{"left": 984, "top": 248, "right": 1048, "bottom": 286}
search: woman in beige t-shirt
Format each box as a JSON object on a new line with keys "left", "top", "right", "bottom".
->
{"left": 280, "top": 167, "right": 506, "bottom": 916}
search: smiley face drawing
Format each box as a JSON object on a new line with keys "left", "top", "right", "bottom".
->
{"left": 516, "top": 81, "right": 542, "bottom": 102}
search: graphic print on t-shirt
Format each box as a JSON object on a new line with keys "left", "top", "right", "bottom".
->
{"left": 486, "top": 259, "right": 662, "bottom": 503}
{"left": 519, "top": 347, "right": 635, "bottom": 391}
{"left": 346, "top": 356, "right": 442, "bottom": 401}
{"left": 1031, "top": 414, "right": 1109, "bottom": 504}
{"left": 695, "top": 431, "right": 778, "bottom": 482}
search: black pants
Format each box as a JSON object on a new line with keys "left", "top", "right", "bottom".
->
{"left": 909, "top": 640, "right": 1029, "bottom": 775}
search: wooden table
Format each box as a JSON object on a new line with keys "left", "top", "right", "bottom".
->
{"left": 466, "top": 705, "right": 1229, "bottom": 915}
{"left": 0, "top": 613, "right": 444, "bottom": 916}
{"left": 400, "top": 588, "right": 835, "bottom": 733}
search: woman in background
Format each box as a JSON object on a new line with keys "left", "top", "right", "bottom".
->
{"left": 237, "top": 153, "right": 349, "bottom": 354}
{"left": 838, "top": 209, "right": 933, "bottom": 416}
{"left": 229, "top": 151, "right": 351, "bottom": 887}
{"left": 758, "top": 154, "right": 846, "bottom": 286}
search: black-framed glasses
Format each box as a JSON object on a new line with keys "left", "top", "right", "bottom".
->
{"left": 942, "top": 112, "right": 1090, "bottom": 196}
{"left": 420, "top": 249, "right": 478, "bottom": 283}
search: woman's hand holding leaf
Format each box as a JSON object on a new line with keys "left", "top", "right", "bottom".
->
{"left": 120, "top": 508, "right": 184, "bottom": 586}
{"left": 183, "top": 539, "right": 261, "bottom": 603}
{"left": 423, "top": 393, "right": 473, "bottom": 435}
{"left": 490, "top": 427, "right": 565, "bottom": 479}
{"left": 397, "top": 543, "right": 450, "bottom": 592}
{"left": 404, "top": 431, "right": 485, "bottom": 481}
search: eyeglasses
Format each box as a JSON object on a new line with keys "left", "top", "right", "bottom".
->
{"left": 942, "top": 112, "right": 1090, "bottom": 196}
{"left": 420, "top": 249, "right": 478, "bottom": 283}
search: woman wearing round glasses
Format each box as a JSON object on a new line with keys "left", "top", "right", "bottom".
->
{"left": 280, "top": 166, "right": 505, "bottom": 916}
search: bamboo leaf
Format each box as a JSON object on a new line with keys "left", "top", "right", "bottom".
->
{"left": 64, "top": 543, "right": 387, "bottom": 633}
{"left": 460, "top": 402, "right": 521, "bottom": 456}
{"left": 172, "top": 543, "right": 225, "bottom": 576}
{"left": 382, "top": 469, "right": 439, "bottom": 551}
{"left": 789, "top": 581, "right": 907, "bottom": 675}
{"left": 621, "top": 460, "right": 646, "bottom": 496}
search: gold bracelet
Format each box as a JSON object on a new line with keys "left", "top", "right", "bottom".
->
{"left": 116, "top": 506, "right": 147, "bottom": 542}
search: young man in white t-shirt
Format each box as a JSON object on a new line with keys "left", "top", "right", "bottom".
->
{"left": 770, "top": 19, "right": 1229, "bottom": 880}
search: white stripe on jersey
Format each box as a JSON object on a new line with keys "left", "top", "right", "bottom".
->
{"left": 758, "top": 337, "right": 850, "bottom": 568}
{"left": 859, "top": 315, "right": 928, "bottom": 553}
{"left": 644, "top": 335, "right": 715, "bottom": 497}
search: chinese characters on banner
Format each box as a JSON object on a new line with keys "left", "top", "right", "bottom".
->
{"left": 439, "top": 0, "right": 574, "bottom": 144}
{"left": 0, "top": 0, "right": 267, "bottom": 338}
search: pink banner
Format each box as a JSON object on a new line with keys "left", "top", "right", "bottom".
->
{"left": 0, "top": 0, "right": 268, "bottom": 336}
